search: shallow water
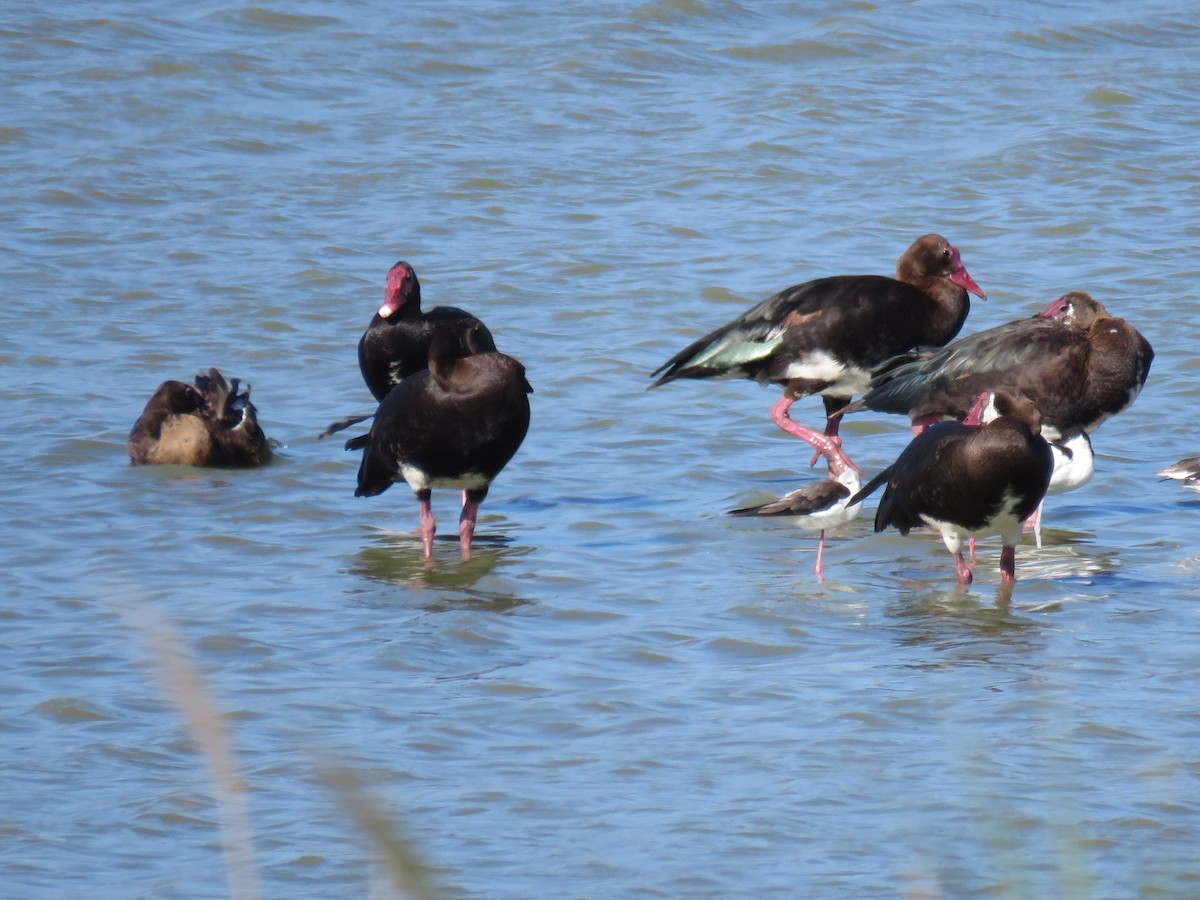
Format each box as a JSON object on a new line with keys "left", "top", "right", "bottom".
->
{"left": 4, "top": 1, "right": 1200, "bottom": 896}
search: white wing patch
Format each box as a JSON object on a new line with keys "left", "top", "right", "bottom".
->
{"left": 779, "top": 350, "right": 871, "bottom": 395}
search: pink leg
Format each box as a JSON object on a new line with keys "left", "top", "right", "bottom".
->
{"left": 808, "top": 410, "right": 845, "bottom": 468}
{"left": 954, "top": 551, "right": 974, "bottom": 584}
{"left": 417, "top": 489, "right": 435, "bottom": 558}
{"left": 458, "top": 492, "right": 482, "bottom": 561}
{"left": 999, "top": 545, "right": 1016, "bottom": 584}
{"left": 770, "top": 395, "right": 859, "bottom": 474}
{"left": 814, "top": 530, "right": 827, "bottom": 582}
{"left": 1025, "top": 503, "right": 1043, "bottom": 549}
{"left": 969, "top": 537, "right": 976, "bottom": 565}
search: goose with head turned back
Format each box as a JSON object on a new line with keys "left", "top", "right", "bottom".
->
{"left": 841, "top": 291, "right": 1152, "bottom": 546}
{"left": 842, "top": 291, "right": 1153, "bottom": 442}
{"left": 849, "top": 390, "right": 1053, "bottom": 586}
{"left": 128, "top": 368, "right": 270, "bottom": 468}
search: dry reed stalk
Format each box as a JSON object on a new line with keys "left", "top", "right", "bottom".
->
{"left": 122, "top": 603, "right": 261, "bottom": 900}
{"left": 321, "top": 765, "right": 439, "bottom": 900}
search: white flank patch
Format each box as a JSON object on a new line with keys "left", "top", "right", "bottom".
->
{"left": 400, "top": 463, "right": 491, "bottom": 493}
{"left": 977, "top": 393, "right": 1001, "bottom": 424}
{"left": 920, "top": 515, "right": 966, "bottom": 555}
{"left": 778, "top": 351, "right": 870, "bottom": 395}
{"left": 920, "top": 490, "right": 1028, "bottom": 554}
{"left": 1039, "top": 424, "right": 1065, "bottom": 442}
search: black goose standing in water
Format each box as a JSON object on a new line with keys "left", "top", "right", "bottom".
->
{"left": 841, "top": 291, "right": 1152, "bottom": 546}
{"left": 348, "top": 319, "right": 531, "bottom": 560}
{"left": 128, "top": 368, "right": 270, "bottom": 468}
{"left": 359, "top": 260, "right": 494, "bottom": 402}
{"left": 650, "top": 234, "right": 985, "bottom": 473}
{"left": 849, "top": 390, "right": 1053, "bottom": 586}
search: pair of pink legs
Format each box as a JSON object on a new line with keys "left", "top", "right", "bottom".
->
{"left": 953, "top": 393, "right": 1020, "bottom": 584}
{"left": 768, "top": 394, "right": 859, "bottom": 475}
{"left": 964, "top": 394, "right": 1021, "bottom": 584}
{"left": 416, "top": 488, "right": 485, "bottom": 561}
{"left": 952, "top": 545, "right": 1015, "bottom": 585}
{"left": 918, "top": 395, "right": 1022, "bottom": 587}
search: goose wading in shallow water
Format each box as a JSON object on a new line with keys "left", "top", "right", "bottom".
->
{"left": 347, "top": 319, "right": 531, "bottom": 561}
{"left": 358, "top": 260, "right": 495, "bottom": 402}
{"left": 128, "top": 368, "right": 270, "bottom": 468}
{"left": 840, "top": 291, "right": 1152, "bottom": 545}
{"left": 649, "top": 234, "right": 985, "bottom": 474}
{"left": 849, "top": 390, "right": 1053, "bottom": 586}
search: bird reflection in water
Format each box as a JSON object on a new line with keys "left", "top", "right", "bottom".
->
{"left": 884, "top": 585, "right": 1046, "bottom": 661}
{"left": 349, "top": 525, "right": 534, "bottom": 606}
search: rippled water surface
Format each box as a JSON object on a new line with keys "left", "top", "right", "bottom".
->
{"left": 4, "top": 1, "right": 1200, "bottom": 896}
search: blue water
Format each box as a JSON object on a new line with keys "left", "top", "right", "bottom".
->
{"left": 3, "top": 1, "right": 1200, "bottom": 896}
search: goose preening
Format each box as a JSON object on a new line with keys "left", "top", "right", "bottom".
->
{"left": 128, "top": 368, "right": 270, "bottom": 468}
